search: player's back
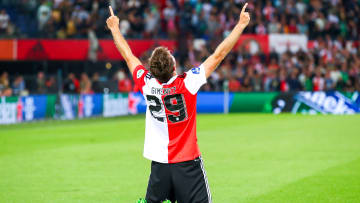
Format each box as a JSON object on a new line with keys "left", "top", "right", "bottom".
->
{"left": 133, "top": 65, "right": 207, "bottom": 163}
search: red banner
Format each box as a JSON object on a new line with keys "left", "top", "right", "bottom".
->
{"left": 97, "top": 40, "right": 176, "bottom": 60}
{"left": 2, "top": 36, "right": 270, "bottom": 61}
{"left": 17, "top": 40, "right": 89, "bottom": 60}
{"left": 14, "top": 39, "right": 176, "bottom": 61}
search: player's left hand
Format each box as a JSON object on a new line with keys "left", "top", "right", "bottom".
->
{"left": 238, "top": 3, "right": 250, "bottom": 28}
{"left": 106, "top": 6, "right": 119, "bottom": 30}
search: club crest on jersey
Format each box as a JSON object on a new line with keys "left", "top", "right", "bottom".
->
{"left": 191, "top": 67, "right": 200, "bottom": 74}
{"left": 137, "top": 69, "right": 145, "bottom": 78}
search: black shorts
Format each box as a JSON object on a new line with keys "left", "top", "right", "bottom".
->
{"left": 145, "top": 156, "right": 212, "bottom": 203}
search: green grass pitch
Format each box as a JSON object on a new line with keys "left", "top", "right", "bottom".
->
{"left": 1, "top": 114, "right": 360, "bottom": 202}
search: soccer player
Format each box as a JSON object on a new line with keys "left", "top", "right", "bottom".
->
{"left": 106, "top": 3, "right": 250, "bottom": 203}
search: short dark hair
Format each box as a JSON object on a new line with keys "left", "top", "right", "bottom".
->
{"left": 149, "top": 47, "right": 175, "bottom": 83}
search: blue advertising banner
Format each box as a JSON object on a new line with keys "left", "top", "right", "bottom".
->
{"left": 271, "top": 91, "right": 360, "bottom": 114}
{"left": 293, "top": 91, "right": 360, "bottom": 114}
{"left": 60, "top": 94, "right": 79, "bottom": 120}
{"left": 197, "top": 92, "right": 232, "bottom": 113}
{"left": 129, "top": 92, "right": 146, "bottom": 114}
{"left": 103, "top": 93, "right": 128, "bottom": 117}
{"left": 79, "top": 94, "right": 103, "bottom": 118}
{"left": 20, "top": 95, "right": 47, "bottom": 121}
{"left": 345, "top": 92, "right": 360, "bottom": 108}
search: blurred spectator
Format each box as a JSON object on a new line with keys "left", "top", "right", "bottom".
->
{"left": 127, "top": 10, "right": 144, "bottom": 38}
{"left": 12, "top": 75, "right": 26, "bottom": 96}
{"left": 279, "top": 69, "right": 289, "bottom": 92}
{"left": 120, "top": 17, "right": 131, "bottom": 36}
{"left": 255, "top": 21, "right": 267, "bottom": 35}
{"left": 63, "top": 73, "right": 80, "bottom": 93}
{"left": 325, "top": 70, "right": 335, "bottom": 91}
{"left": 241, "top": 76, "right": 253, "bottom": 92}
{"left": 163, "top": 1, "right": 177, "bottom": 39}
{"left": 1, "top": 87, "right": 12, "bottom": 97}
{"left": 313, "top": 68, "right": 325, "bottom": 91}
{"left": 0, "top": 72, "right": 10, "bottom": 93}
{"left": 37, "top": 0, "right": 52, "bottom": 32}
{"left": 264, "top": 71, "right": 278, "bottom": 92}
{"left": 144, "top": 7, "right": 160, "bottom": 38}
{"left": 303, "top": 69, "right": 314, "bottom": 91}
{"left": 116, "top": 69, "right": 132, "bottom": 92}
{"left": 0, "top": 9, "right": 10, "bottom": 35}
{"left": 92, "top": 72, "right": 102, "bottom": 93}
{"left": 263, "top": 1, "right": 275, "bottom": 21}
{"left": 297, "top": 17, "right": 308, "bottom": 35}
{"left": 288, "top": 19, "right": 298, "bottom": 34}
{"left": 268, "top": 17, "right": 281, "bottom": 34}
{"left": 228, "top": 77, "right": 241, "bottom": 92}
{"left": 268, "top": 58, "right": 279, "bottom": 71}
{"left": 287, "top": 69, "right": 302, "bottom": 91}
{"left": 72, "top": 6, "right": 90, "bottom": 38}
{"left": 80, "top": 73, "right": 92, "bottom": 94}
{"left": 45, "top": 76, "right": 58, "bottom": 94}
{"left": 336, "top": 77, "right": 346, "bottom": 91}
{"left": 36, "top": 71, "right": 47, "bottom": 94}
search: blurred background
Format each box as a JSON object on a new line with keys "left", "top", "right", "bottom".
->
{"left": 0, "top": 0, "right": 360, "bottom": 123}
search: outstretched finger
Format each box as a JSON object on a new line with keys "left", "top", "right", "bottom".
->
{"left": 241, "top": 3, "right": 248, "bottom": 13}
{"left": 109, "top": 6, "right": 114, "bottom": 16}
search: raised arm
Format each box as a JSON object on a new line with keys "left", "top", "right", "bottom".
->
{"left": 202, "top": 3, "right": 251, "bottom": 78}
{"left": 106, "top": 6, "right": 141, "bottom": 74}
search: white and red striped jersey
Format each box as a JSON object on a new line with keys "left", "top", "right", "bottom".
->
{"left": 133, "top": 64, "right": 207, "bottom": 163}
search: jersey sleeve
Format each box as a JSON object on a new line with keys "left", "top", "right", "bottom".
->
{"left": 132, "top": 65, "right": 149, "bottom": 94}
{"left": 184, "top": 64, "right": 207, "bottom": 95}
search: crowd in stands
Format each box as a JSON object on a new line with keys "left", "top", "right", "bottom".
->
{"left": 0, "top": 71, "right": 56, "bottom": 96}
{"left": 201, "top": 39, "right": 360, "bottom": 92}
{"left": 0, "top": 70, "right": 133, "bottom": 96}
{"left": 0, "top": 0, "right": 360, "bottom": 95}
{"left": 1, "top": 0, "right": 359, "bottom": 40}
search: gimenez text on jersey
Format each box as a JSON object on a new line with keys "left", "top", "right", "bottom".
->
{"left": 151, "top": 87, "right": 176, "bottom": 95}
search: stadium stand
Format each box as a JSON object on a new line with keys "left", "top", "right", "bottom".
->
{"left": 0, "top": 0, "right": 359, "bottom": 96}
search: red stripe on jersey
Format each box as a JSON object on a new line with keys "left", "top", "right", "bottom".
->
{"left": 162, "top": 76, "right": 201, "bottom": 163}
{"left": 132, "top": 65, "right": 148, "bottom": 94}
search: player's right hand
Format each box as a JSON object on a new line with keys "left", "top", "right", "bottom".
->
{"left": 106, "top": 6, "right": 119, "bottom": 30}
{"left": 238, "top": 3, "right": 250, "bottom": 27}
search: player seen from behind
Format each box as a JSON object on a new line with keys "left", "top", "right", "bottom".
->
{"left": 106, "top": 3, "right": 250, "bottom": 203}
